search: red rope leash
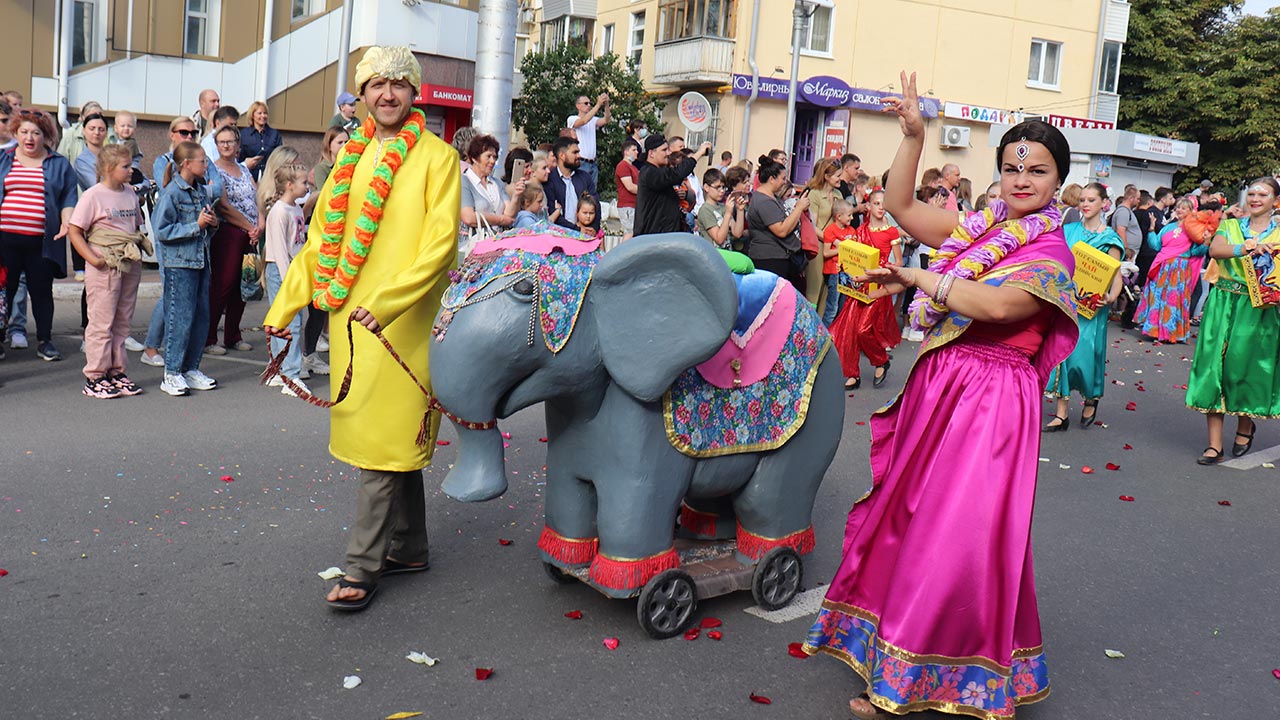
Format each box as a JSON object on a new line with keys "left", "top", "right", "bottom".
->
{"left": 261, "top": 314, "right": 497, "bottom": 447}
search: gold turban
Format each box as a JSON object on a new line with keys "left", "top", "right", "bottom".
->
{"left": 354, "top": 46, "right": 422, "bottom": 91}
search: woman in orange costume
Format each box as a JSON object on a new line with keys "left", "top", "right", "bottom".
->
{"left": 830, "top": 189, "right": 902, "bottom": 389}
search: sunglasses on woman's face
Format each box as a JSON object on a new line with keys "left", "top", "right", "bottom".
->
{"left": 175, "top": 129, "right": 196, "bottom": 138}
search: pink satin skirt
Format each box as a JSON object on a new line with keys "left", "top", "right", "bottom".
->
{"left": 805, "top": 337, "right": 1050, "bottom": 719}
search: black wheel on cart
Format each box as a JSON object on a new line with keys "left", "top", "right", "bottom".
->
{"left": 543, "top": 561, "right": 578, "bottom": 584}
{"left": 636, "top": 569, "right": 698, "bottom": 639}
{"left": 751, "top": 547, "right": 803, "bottom": 610}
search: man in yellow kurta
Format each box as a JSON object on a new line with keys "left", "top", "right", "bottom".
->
{"left": 264, "top": 46, "right": 460, "bottom": 611}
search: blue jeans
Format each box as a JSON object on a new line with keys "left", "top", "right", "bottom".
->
{"left": 578, "top": 158, "right": 598, "bottom": 194}
{"left": 265, "top": 263, "right": 303, "bottom": 379}
{"left": 6, "top": 273, "right": 27, "bottom": 336}
{"left": 822, "top": 273, "right": 844, "bottom": 325}
{"left": 145, "top": 264, "right": 166, "bottom": 350}
{"left": 163, "top": 265, "right": 210, "bottom": 375}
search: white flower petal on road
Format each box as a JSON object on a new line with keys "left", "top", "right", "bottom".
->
{"left": 1059, "top": 464, "right": 1071, "bottom": 470}
{"left": 343, "top": 675, "right": 362, "bottom": 689}
{"left": 1039, "top": 457, "right": 1050, "bottom": 463}
{"left": 1104, "top": 649, "right": 1126, "bottom": 659}
{"left": 406, "top": 651, "right": 439, "bottom": 666}
{"left": 1263, "top": 462, "right": 1276, "bottom": 469}
{"left": 317, "top": 567, "right": 345, "bottom": 580}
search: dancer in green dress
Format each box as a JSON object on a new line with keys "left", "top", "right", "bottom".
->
{"left": 1045, "top": 183, "right": 1124, "bottom": 430}
{"left": 1187, "top": 177, "right": 1280, "bottom": 465}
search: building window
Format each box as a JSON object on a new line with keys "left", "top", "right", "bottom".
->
{"left": 541, "top": 16, "right": 595, "bottom": 51}
{"left": 601, "top": 24, "right": 615, "bottom": 56}
{"left": 185, "top": 0, "right": 221, "bottom": 56}
{"left": 801, "top": 5, "right": 832, "bottom": 54}
{"left": 628, "top": 12, "right": 646, "bottom": 71}
{"left": 71, "top": 0, "right": 100, "bottom": 67}
{"left": 658, "top": 0, "right": 737, "bottom": 43}
{"left": 1098, "top": 40, "right": 1122, "bottom": 94}
{"left": 1027, "top": 38, "right": 1062, "bottom": 89}
{"left": 292, "top": 0, "right": 324, "bottom": 21}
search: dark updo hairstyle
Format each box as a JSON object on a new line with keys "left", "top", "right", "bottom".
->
{"left": 1083, "top": 182, "right": 1109, "bottom": 201}
{"left": 996, "top": 120, "right": 1070, "bottom": 184}
{"left": 757, "top": 155, "right": 787, "bottom": 184}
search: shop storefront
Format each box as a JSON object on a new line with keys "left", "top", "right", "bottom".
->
{"left": 414, "top": 83, "right": 474, "bottom": 144}
{"left": 990, "top": 123, "right": 1199, "bottom": 192}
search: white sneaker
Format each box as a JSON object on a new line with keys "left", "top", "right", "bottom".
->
{"left": 8, "top": 331, "right": 28, "bottom": 349}
{"left": 182, "top": 369, "right": 218, "bottom": 391}
{"left": 160, "top": 372, "right": 190, "bottom": 396}
{"left": 316, "top": 334, "right": 330, "bottom": 352}
{"left": 140, "top": 351, "right": 165, "bottom": 367}
{"left": 265, "top": 375, "right": 284, "bottom": 387}
{"left": 298, "top": 367, "right": 310, "bottom": 380}
{"left": 204, "top": 344, "right": 227, "bottom": 356}
{"left": 124, "top": 336, "right": 144, "bottom": 352}
{"left": 281, "top": 378, "right": 311, "bottom": 398}
{"left": 303, "top": 353, "right": 331, "bottom": 375}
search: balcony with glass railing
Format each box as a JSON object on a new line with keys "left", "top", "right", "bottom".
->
{"left": 652, "top": 0, "right": 737, "bottom": 85}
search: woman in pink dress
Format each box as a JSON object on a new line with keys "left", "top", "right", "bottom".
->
{"left": 802, "top": 72, "right": 1079, "bottom": 720}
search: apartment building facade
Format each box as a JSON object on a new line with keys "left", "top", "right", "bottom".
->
{"left": 586, "top": 0, "right": 1195, "bottom": 189}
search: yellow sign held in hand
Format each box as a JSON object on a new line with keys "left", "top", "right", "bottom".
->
{"left": 1071, "top": 242, "right": 1121, "bottom": 319}
{"left": 838, "top": 240, "right": 881, "bottom": 304}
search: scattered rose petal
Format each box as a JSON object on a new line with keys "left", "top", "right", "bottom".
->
{"left": 220, "top": 475, "right": 234, "bottom": 483}
{"left": 501, "top": 431, "right": 512, "bottom": 439}
{"left": 1105, "top": 463, "right": 1120, "bottom": 471}
{"left": 564, "top": 610, "right": 583, "bottom": 620}
{"left": 538, "top": 437, "right": 548, "bottom": 443}
{"left": 707, "top": 630, "right": 723, "bottom": 640}
{"left": 1273, "top": 668, "right": 1280, "bottom": 680}
{"left": 1133, "top": 369, "right": 1143, "bottom": 374}
{"left": 855, "top": 421, "right": 866, "bottom": 426}
{"left": 436, "top": 440, "right": 451, "bottom": 446}
{"left": 1218, "top": 500, "right": 1232, "bottom": 507}
{"left": 602, "top": 637, "right": 620, "bottom": 650}
{"left": 1264, "top": 462, "right": 1276, "bottom": 469}
{"left": 1112, "top": 379, "right": 1125, "bottom": 386}
{"left": 342, "top": 675, "right": 362, "bottom": 689}
{"left": 1119, "top": 495, "right": 1135, "bottom": 502}
{"left": 684, "top": 627, "right": 701, "bottom": 641}
{"left": 1081, "top": 466, "right": 1094, "bottom": 474}
{"left": 1125, "top": 402, "right": 1137, "bottom": 411}
{"left": 749, "top": 693, "right": 772, "bottom": 705}
{"left": 1039, "top": 457, "right": 1050, "bottom": 463}
{"left": 700, "top": 617, "right": 723, "bottom": 629}
{"left": 1123, "top": 444, "right": 1133, "bottom": 450}
{"left": 406, "top": 651, "right": 439, "bottom": 666}
{"left": 0, "top": 569, "right": 8, "bottom": 577}
{"left": 1104, "top": 649, "right": 1126, "bottom": 659}
{"left": 386, "top": 714, "right": 424, "bottom": 720}
{"left": 787, "top": 642, "right": 809, "bottom": 659}
{"left": 317, "top": 566, "right": 345, "bottom": 580}
{"left": 475, "top": 668, "right": 494, "bottom": 680}
{"left": 498, "top": 538, "right": 513, "bottom": 546}
{"left": 1059, "top": 464, "right": 1071, "bottom": 470}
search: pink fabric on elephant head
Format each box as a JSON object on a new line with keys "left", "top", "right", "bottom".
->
{"left": 472, "top": 226, "right": 602, "bottom": 257}
{"left": 696, "top": 279, "right": 796, "bottom": 389}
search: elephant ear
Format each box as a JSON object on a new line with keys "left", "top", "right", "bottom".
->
{"left": 589, "top": 233, "right": 739, "bottom": 402}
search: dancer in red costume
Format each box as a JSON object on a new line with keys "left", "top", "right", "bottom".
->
{"left": 830, "top": 190, "right": 902, "bottom": 389}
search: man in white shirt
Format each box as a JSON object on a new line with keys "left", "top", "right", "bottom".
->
{"left": 567, "top": 93, "right": 611, "bottom": 194}
{"left": 201, "top": 106, "right": 240, "bottom": 162}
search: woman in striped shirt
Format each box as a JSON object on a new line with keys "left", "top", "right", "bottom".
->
{"left": 0, "top": 109, "right": 78, "bottom": 361}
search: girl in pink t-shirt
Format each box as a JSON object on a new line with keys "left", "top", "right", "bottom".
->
{"left": 261, "top": 164, "right": 310, "bottom": 396}
{"left": 67, "top": 145, "right": 148, "bottom": 398}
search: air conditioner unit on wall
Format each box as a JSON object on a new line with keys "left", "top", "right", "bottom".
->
{"left": 940, "top": 125, "right": 970, "bottom": 149}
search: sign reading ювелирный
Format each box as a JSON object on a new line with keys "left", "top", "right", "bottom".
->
{"left": 730, "top": 74, "right": 941, "bottom": 118}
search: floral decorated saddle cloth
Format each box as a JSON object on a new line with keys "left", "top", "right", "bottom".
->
{"left": 663, "top": 272, "right": 830, "bottom": 458}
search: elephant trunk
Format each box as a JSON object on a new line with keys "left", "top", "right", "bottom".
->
{"left": 440, "top": 422, "right": 509, "bottom": 502}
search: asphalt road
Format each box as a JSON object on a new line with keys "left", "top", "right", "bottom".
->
{"left": 1, "top": 296, "right": 1277, "bottom": 719}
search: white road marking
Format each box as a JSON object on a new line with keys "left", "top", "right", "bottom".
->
{"left": 201, "top": 354, "right": 269, "bottom": 367}
{"left": 744, "top": 584, "right": 828, "bottom": 623}
{"left": 1222, "top": 443, "right": 1280, "bottom": 470}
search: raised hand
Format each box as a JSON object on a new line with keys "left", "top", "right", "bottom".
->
{"left": 881, "top": 71, "right": 924, "bottom": 140}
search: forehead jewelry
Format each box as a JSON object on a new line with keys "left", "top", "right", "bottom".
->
{"left": 1015, "top": 138, "right": 1030, "bottom": 173}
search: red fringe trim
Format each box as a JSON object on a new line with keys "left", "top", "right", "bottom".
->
{"left": 589, "top": 548, "right": 680, "bottom": 591}
{"left": 537, "top": 526, "right": 599, "bottom": 565}
{"left": 679, "top": 502, "right": 720, "bottom": 538}
{"left": 736, "top": 522, "right": 816, "bottom": 561}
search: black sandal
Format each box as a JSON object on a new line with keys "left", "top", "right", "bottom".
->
{"left": 326, "top": 578, "right": 378, "bottom": 611}
{"left": 1232, "top": 428, "right": 1256, "bottom": 458}
{"left": 1080, "top": 399, "right": 1098, "bottom": 428}
{"left": 845, "top": 378, "right": 861, "bottom": 390}
{"left": 1197, "top": 447, "right": 1225, "bottom": 466}
{"left": 382, "top": 557, "right": 430, "bottom": 577}
{"left": 1043, "top": 416, "right": 1069, "bottom": 433}
{"left": 873, "top": 361, "right": 890, "bottom": 387}
{"left": 849, "top": 693, "right": 890, "bottom": 720}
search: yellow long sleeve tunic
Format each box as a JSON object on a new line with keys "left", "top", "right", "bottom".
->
{"left": 265, "top": 129, "right": 460, "bottom": 472}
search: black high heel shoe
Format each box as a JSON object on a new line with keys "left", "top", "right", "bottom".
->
{"left": 1043, "top": 416, "right": 1069, "bottom": 433}
{"left": 1080, "top": 399, "right": 1098, "bottom": 428}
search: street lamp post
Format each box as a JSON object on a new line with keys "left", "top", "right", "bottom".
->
{"left": 783, "top": 1, "right": 810, "bottom": 180}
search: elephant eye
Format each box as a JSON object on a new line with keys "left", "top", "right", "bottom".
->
{"left": 512, "top": 278, "right": 536, "bottom": 298}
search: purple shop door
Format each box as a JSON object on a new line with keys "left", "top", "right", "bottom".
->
{"left": 792, "top": 109, "right": 820, "bottom": 184}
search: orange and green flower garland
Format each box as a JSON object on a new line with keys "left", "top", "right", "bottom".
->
{"left": 312, "top": 108, "right": 427, "bottom": 311}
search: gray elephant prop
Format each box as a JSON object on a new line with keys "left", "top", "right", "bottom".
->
{"left": 429, "top": 230, "right": 845, "bottom": 599}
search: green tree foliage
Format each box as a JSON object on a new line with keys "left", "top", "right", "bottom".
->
{"left": 513, "top": 45, "right": 664, "bottom": 200}
{"left": 1120, "top": 1, "right": 1280, "bottom": 192}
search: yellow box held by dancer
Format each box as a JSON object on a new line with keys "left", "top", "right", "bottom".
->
{"left": 1071, "top": 242, "right": 1121, "bottom": 319}
{"left": 838, "top": 240, "right": 880, "bottom": 304}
